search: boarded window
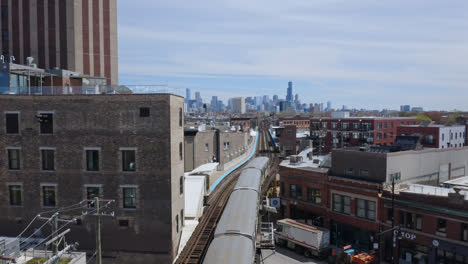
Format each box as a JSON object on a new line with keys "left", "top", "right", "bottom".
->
{"left": 140, "top": 107, "right": 150, "bottom": 117}
{"left": 39, "top": 113, "right": 53, "bottom": 134}
{"left": 6, "top": 113, "right": 19, "bottom": 134}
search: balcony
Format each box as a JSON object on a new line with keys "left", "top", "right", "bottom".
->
{"left": 0, "top": 85, "right": 183, "bottom": 96}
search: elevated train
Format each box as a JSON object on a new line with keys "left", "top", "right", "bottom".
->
{"left": 203, "top": 157, "right": 270, "bottom": 264}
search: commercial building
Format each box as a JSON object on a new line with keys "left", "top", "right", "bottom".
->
{"left": 380, "top": 184, "right": 468, "bottom": 263}
{"left": 397, "top": 124, "right": 466, "bottom": 149}
{"left": 232, "top": 97, "right": 246, "bottom": 114}
{"left": 0, "top": 0, "right": 118, "bottom": 85}
{"left": 400, "top": 105, "right": 411, "bottom": 112}
{"left": 310, "top": 117, "right": 418, "bottom": 154}
{"left": 279, "top": 117, "right": 310, "bottom": 130}
{"left": 0, "top": 93, "right": 184, "bottom": 263}
{"left": 279, "top": 146, "right": 468, "bottom": 258}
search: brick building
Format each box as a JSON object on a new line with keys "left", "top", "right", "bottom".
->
{"left": 397, "top": 124, "right": 466, "bottom": 149}
{"left": 0, "top": 94, "right": 184, "bottom": 263}
{"left": 279, "top": 116, "right": 310, "bottom": 130}
{"left": 0, "top": 0, "right": 118, "bottom": 85}
{"left": 230, "top": 117, "right": 252, "bottom": 131}
{"left": 310, "top": 117, "right": 418, "bottom": 154}
{"left": 279, "top": 124, "right": 297, "bottom": 156}
{"left": 279, "top": 146, "right": 468, "bottom": 257}
{"left": 184, "top": 128, "right": 253, "bottom": 172}
{"left": 380, "top": 184, "right": 468, "bottom": 263}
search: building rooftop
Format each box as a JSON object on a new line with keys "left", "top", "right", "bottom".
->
{"left": 443, "top": 176, "right": 468, "bottom": 188}
{"left": 280, "top": 147, "right": 329, "bottom": 170}
{"left": 401, "top": 184, "right": 468, "bottom": 200}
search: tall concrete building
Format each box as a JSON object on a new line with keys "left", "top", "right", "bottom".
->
{"left": 0, "top": 0, "right": 118, "bottom": 85}
{"left": 286, "top": 81, "right": 293, "bottom": 102}
{"left": 0, "top": 93, "right": 184, "bottom": 263}
{"left": 232, "top": 97, "right": 246, "bottom": 114}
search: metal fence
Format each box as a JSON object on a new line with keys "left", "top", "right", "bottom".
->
{"left": 0, "top": 85, "right": 183, "bottom": 97}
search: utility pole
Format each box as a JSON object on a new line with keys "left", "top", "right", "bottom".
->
{"left": 85, "top": 198, "right": 114, "bottom": 264}
{"left": 96, "top": 197, "right": 102, "bottom": 264}
{"left": 391, "top": 177, "right": 396, "bottom": 264}
{"left": 53, "top": 214, "right": 58, "bottom": 255}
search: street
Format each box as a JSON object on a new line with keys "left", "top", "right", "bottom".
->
{"left": 260, "top": 247, "right": 328, "bottom": 264}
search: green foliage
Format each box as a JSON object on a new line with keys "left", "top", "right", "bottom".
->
{"left": 416, "top": 113, "right": 431, "bottom": 122}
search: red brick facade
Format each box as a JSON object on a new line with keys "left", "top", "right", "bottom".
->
{"left": 279, "top": 125, "right": 297, "bottom": 155}
{"left": 280, "top": 117, "right": 310, "bottom": 130}
{"left": 310, "top": 118, "right": 418, "bottom": 153}
{"left": 397, "top": 126, "right": 440, "bottom": 148}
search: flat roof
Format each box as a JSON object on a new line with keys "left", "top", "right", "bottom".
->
{"left": 444, "top": 176, "right": 468, "bottom": 187}
{"left": 401, "top": 184, "right": 468, "bottom": 200}
{"left": 278, "top": 219, "right": 328, "bottom": 233}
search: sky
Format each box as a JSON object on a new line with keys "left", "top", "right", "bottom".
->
{"left": 117, "top": 0, "right": 468, "bottom": 111}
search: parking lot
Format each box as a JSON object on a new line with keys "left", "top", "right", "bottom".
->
{"left": 260, "top": 247, "right": 328, "bottom": 264}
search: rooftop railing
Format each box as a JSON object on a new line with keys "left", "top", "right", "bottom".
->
{"left": 0, "top": 85, "right": 183, "bottom": 97}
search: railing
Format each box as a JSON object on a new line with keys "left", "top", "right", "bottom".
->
{"left": 0, "top": 85, "right": 183, "bottom": 96}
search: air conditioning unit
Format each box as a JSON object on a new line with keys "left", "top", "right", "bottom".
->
{"left": 289, "top": 155, "right": 303, "bottom": 165}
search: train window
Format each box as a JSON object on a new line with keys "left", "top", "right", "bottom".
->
{"left": 276, "top": 225, "right": 283, "bottom": 232}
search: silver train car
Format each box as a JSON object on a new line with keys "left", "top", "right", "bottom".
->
{"left": 203, "top": 157, "right": 270, "bottom": 264}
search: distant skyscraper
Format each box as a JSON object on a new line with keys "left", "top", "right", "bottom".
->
{"left": 211, "top": 96, "right": 218, "bottom": 112}
{"left": 195, "top": 91, "right": 202, "bottom": 108}
{"left": 232, "top": 97, "right": 246, "bottom": 114}
{"left": 185, "top": 88, "right": 191, "bottom": 103}
{"left": 286, "top": 81, "right": 293, "bottom": 103}
{"left": 273, "top": 95, "right": 279, "bottom": 104}
{"left": 400, "top": 105, "right": 411, "bottom": 111}
{"left": 327, "top": 101, "right": 332, "bottom": 111}
{"left": 294, "top": 94, "right": 299, "bottom": 103}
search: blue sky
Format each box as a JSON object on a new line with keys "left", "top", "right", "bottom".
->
{"left": 117, "top": 0, "right": 468, "bottom": 111}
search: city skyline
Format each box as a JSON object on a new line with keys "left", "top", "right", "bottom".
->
{"left": 117, "top": 0, "right": 468, "bottom": 111}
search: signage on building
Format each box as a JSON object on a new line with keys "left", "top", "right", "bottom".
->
{"left": 270, "top": 198, "right": 281, "bottom": 207}
{"left": 394, "top": 230, "right": 416, "bottom": 240}
{"left": 432, "top": 239, "right": 439, "bottom": 247}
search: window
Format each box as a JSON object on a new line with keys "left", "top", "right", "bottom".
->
{"left": 119, "top": 219, "right": 129, "bottom": 227}
{"left": 437, "top": 218, "right": 446, "bottom": 233}
{"left": 384, "top": 123, "right": 387, "bottom": 129}
{"left": 9, "top": 185, "right": 22, "bottom": 206}
{"left": 41, "top": 149, "right": 55, "bottom": 171}
{"left": 43, "top": 186, "right": 56, "bottom": 207}
{"left": 1, "top": 6, "right": 8, "bottom": 20}
{"left": 442, "top": 134, "right": 445, "bottom": 141}
{"left": 331, "top": 122, "right": 337, "bottom": 129}
{"left": 345, "top": 168, "right": 354, "bottom": 176}
{"left": 179, "top": 142, "right": 183, "bottom": 160}
{"left": 6, "top": 113, "right": 19, "bottom": 134}
{"left": 179, "top": 108, "right": 183, "bottom": 127}
{"left": 181, "top": 209, "right": 184, "bottom": 227}
{"left": 280, "top": 182, "right": 285, "bottom": 196}
{"left": 383, "top": 133, "right": 387, "bottom": 139}
{"left": 8, "top": 148, "right": 20, "bottom": 170}
{"left": 205, "top": 143, "right": 209, "bottom": 152}
{"left": 86, "top": 186, "right": 100, "bottom": 208}
{"left": 391, "top": 122, "right": 394, "bottom": 129}
{"left": 377, "top": 123, "right": 382, "bottom": 129}
{"left": 289, "top": 184, "right": 302, "bottom": 200}
{"left": 176, "top": 215, "right": 179, "bottom": 233}
{"left": 322, "top": 122, "right": 327, "bottom": 129}
{"left": 139, "top": 107, "right": 150, "bottom": 117}
{"left": 86, "top": 150, "right": 99, "bottom": 171}
{"left": 123, "top": 187, "right": 136, "bottom": 209}
{"left": 399, "top": 211, "right": 422, "bottom": 230}
{"left": 1, "top": 30, "right": 8, "bottom": 42}
{"left": 180, "top": 176, "right": 184, "bottom": 194}
{"left": 122, "top": 149, "right": 136, "bottom": 171}
{"left": 306, "top": 188, "right": 321, "bottom": 204}
{"left": 342, "top": 123, "right": 349, "bottom": 130}
{"left": 360, "top": 169, "right": 369, "bottom": 177}
{"left": 355, "top": 199, "right": 376, "bottom": 220}
{"left": 332, "top": 194, "right": 350, "bottom": 215}
{"left": 353, "top": 133, "right": 358, "bottom": 139}
{"left": 353, "top": 123, "right": 359, "bottom": 129}
{"left": 223, "top": 142, "right": 230, "bottom": 150}
{"left": 376, "top": 133, "right": 382, "bottom": 140}
{"left": 462, "top": 223, "right": 468, "bottom": 241}
{"left": 38, "top": 113, "right": 53, "bottom": 134}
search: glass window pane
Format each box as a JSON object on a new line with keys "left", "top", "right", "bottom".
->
{"left": 42, "top": 150, "right": 55, "bottom": 170}
{"left": 123, "top": 187, "right": 136, "bottom": 208}
{"left": 122, "top": 150, "right": 136, "bottom": 171}
{"left": 9, "top": 185, "right": 21, "bottom": 206}
{"left": 8, "top": 149, "right": 20, "bottom": 170}
{"left": 43, "top": 186, "right": 56, "bottom": 207}
{"left": 86, "top": 150, "right": 99, "bottom": 171}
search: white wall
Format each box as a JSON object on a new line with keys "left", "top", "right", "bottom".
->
{"left": 439, "top": 126, "right": 465, "bottom": 149}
